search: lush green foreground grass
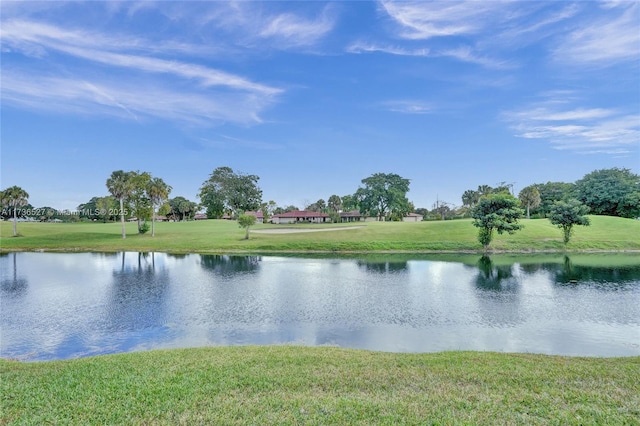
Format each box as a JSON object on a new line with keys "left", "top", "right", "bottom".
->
{"left": 1, "top": 215, "right": 639, "bottom": 253}
{"left": 2, "top": 346, "right": 638, "bottom": 425}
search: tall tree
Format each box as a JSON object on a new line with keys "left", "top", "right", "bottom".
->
{"left": 327, "top": 195, "right": 342, "bottom": 212}
{"left": 169, "top": 197, "right": 198, "bottom": 221}
{"left": 477, "top": 185, "right": 494, "bottom": 196}
{"left": 355, "top": 173, "right": 410, "bottom": 221}
{"left": 575, "top": 168, "right": 640, "bottom": 218}
{"left": 307, "top": 199, "right": 326, "bottom": 212}
{"left": 471, "top": 193, "right": 524, "bottom": 251}
{"left": 96, "top": 196, "right": 117, "bottom": 222}
{"left": 106, "top": 170, "right": 134, "bottom": 239}
{"left": 1, "top": 186, "right": 29, "bottom": 236}
{"left": 461, "top": 189, "right": 480, "bottom": 208}
{"left": 146, "top": 177, "right": 172, "bottom": 237}
{"left": 548, "top": 199, "right": 590, "bottom": 245}
{"left": 432, "top": 200, "right": 453, "bottom": 220}
{"left": 199, "top": 167, "right": 262, "bottom": 218}
{"left": 535, "top": 181, "right": 576, "bottom": 217}
{"left": 260, "top": 200, "right": 277, "bottom": 220}
{"left": 341, "top": 194, "right": 358, "bottom": 212}
{"left": 128, "top": 171, "right": 152, "bottom": 233}
{"left": 518, "top": 185, "right": 541, "bottom": 219}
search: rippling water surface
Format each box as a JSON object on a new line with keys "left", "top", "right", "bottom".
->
{"left": 1, "top": 252, "right": 639, "bottom": 360}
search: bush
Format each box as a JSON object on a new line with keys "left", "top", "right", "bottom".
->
{"left": 139, "top": 222, "right": 150, "bottom": 234}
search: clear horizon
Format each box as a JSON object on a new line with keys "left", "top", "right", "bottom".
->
{"left": 1, "top": 1, "right": 638, "bottom": 211}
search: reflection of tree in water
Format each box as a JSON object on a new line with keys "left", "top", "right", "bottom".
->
{"left": 108, "top": 252, "right": 170, "bottom": 331}
{"left": 474, "top": 255, "right": 522, "bottom": 327}
{"left": 356, "top": 260, "right": 408, "bottom": 274}
{"left": 475, "top": 255, "right": 519, "bottom": 291}
{"left": 200, "top": 255, "right": 261, "bottom": 276}
{"left": 0, "top": 252, "right": 28, "bottom": 297}
{"left": 514, "top": 255, "right": 640, "bottom": 286}
{"left": 553, "top": 256, "right": 640, "bottom": 287}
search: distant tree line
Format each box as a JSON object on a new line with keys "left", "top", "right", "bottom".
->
{"left": 461, "top": 168, "right": 639, "bottom": 220}
{"left": 198, "top": 167, "right": 413, "bottom": 222}
{"left": 2, "top": 167, "right": 637, "bottom": 240}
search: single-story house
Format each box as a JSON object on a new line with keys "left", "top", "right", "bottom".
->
{"left": 340, "top": 210, "right": 363, "bottom": 223}
{"left": 403, "top": 213, "right": 424, "bottom": 222}
{"left": 340, "top": 210, "right": 379, "bottom": 222}
{"left": 244, "top": 211, "right": 264, "bottom": 224}
{"left": 271, "top": 210, "right": 329, "bottom": 224}
{"left": 194, "top": 213, "right": 208, "bottom": 220}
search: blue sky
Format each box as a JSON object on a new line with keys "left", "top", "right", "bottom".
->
{"left": 1, "top": 1, "right": 639, "bottom": 211}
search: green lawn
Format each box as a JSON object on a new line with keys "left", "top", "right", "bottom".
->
{"left": 2, "top": 346, "right": 638, "bottom": 425}
{"left": 1, "top": 215, "right": 639, "bottom": 253}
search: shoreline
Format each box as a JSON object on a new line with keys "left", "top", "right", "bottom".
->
{"left": 2, "top": 247, "right": 640, "bottom": 255}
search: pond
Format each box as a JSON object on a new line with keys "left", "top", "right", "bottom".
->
{"left": 1, "top": 252, "right": 639, "bottom": 361}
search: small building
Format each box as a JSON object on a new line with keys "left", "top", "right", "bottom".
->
{"left": 340, "top": 210, "right": 363, "bottom": 223}
{"left": 194, "top": 213, "right": 208, "bottom": 220}
{"left": 271, "top": 210, "right": 329, "bottom": 224}
{"left": 339, "top": 210, "right": 380, "bottom": 222}
{"left": 244, "top": 211, "right": 264, "bottom": 224}
{"left": 403, "top": 213, "right": 424, "bottom": 222}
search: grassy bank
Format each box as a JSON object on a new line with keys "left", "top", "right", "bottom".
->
{"left": 2, "top": 346, "right": 638, "bottom": 425}
{"left": 1, "top": 215, "right": 639, "bottom": 253}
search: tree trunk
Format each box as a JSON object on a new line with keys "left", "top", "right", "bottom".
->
{"left": 526, "top": 204, "right": 531, "bottom": 220}
{"left": 245, "top": 227, "right": 250, "bottom": 240}
{"left": 151, "top": 208, "right": 156, "bottom": 237}
{"left": 120, "top": 197, "right": 126, "bottom": 239}
{"left": 12, "top": 206, "right": 17, "bottom": 236}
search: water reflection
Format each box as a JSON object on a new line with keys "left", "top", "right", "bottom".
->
{"left": 1, "top": 252, "right": 639, "bottom": 360}
{"left": 515, "top": 255, "right": 640, "bottom": 287}
{"left": 474, "top": 256, "right": 519, "bottom": 291}
{"left": 356, "top": 260, "right": 408, "bottom": 273}
{"left": 108, "top": 252, "right": 170, "bottom": 331}
{"left": 0, "top": 252, "right": 28, "bottom": 297}
{"left": 200, "top": 255, "right": 261, "bottom": 275}
{"left": 472, "top": 256, "right": 522, "bottom": 329}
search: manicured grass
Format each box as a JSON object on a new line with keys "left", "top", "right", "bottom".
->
{"left": 1, "top": 215, "right": 639, "bottom": 253}
{"left": 2, "top": 346, "right": 638, "bottom": 425}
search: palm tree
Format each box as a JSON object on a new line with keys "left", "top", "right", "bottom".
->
{"left": 106, "top": 170, "right": 134, "bottom": 239}
{"left": 1, "top": 186, "right": 29, "bottom": 237}
{"left": 518, "top": 186, "right": 541, "bottom": 219}
{"left": 146, "top": 177, "right": 172, "bottom": 237}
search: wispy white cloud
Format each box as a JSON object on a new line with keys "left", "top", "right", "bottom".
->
{"left": 1, "top": 20, "right": 277, "bottom": 94}
{"left": 382, "top": 100, "right": 434, "bottom": 114}
{"left": 439, "top": 46, "right": 513, "bottom": 70}
{"left": 1, "top": 71, "right": 272, "bottom": 126}
{"left": 361, "top": 1, "right": 525, "bottom": 68}
{"left": 379, "top": 0, "right": 502, "bottom": 39}
{"left": 1, "top": 19, "right": 282, "bottom": 125}
{"left": 194, "top": 2, "right": 337, "bottom": 49}
{"left": 508, "top": 107, "right": 615, "bottom": 122}
{"left": 347, "top": 41, "right": 509, "bottom": 69}
{"left": 346, "top": 42, "right": 429, "bottom": 56}
{"left": 553, "top": 2, "right": 640, "bottom": 65}
{"left": 500, "top": 3, "right": 581, "bottom": 40}
{"left": 259, "top": 7, "right": 336, "bottom": 48}
{"left": 504, "top": 97, "right": 639, "bottom": 155}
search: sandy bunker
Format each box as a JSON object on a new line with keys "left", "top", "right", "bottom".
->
{"left": 252, "top": 226, "right": 364, "bottom": 234}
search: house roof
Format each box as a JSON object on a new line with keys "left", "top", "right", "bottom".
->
{"left": 272, "top": 210, "right": 329, "bottom": 218}
{"left": 406, "top": 213, "right": 423, "bottom": 217}
{"left": 244, "top": 211, "right": 264, "bottom": 218}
